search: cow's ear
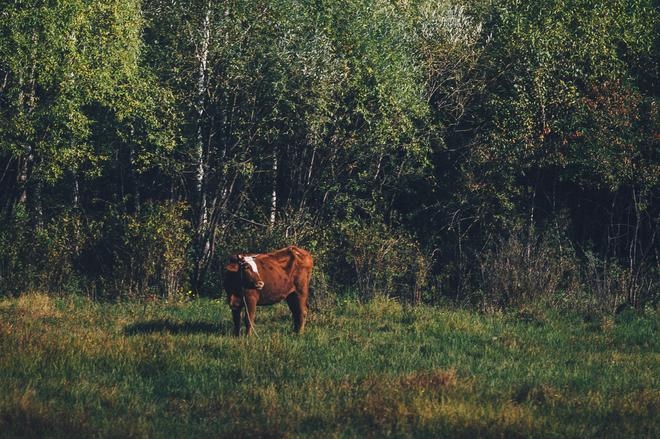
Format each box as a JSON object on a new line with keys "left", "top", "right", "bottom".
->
{"left": 225, "top": 263, "right": 239, "bottom": 272}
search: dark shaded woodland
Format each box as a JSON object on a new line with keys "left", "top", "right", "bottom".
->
{"left": 1, "top": 0, "right": 657, "bottom": 311}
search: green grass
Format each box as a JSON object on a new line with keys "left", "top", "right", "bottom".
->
{"left": 0, "top": 293, "right": 658, "bottom": 438}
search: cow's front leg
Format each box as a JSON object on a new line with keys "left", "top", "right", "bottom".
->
{"left": 243, "top": 291, "right": 258, "bottom": 336}
{"left": 228, "top": 294, "right": 242, "bottom": 336}
{"left": 231, "top": 306, "right": 242, "bottom": 336}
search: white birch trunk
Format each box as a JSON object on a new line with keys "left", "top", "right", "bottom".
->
{"left": 270, "top": 147, "right": 278, "bottom": 227}
{"left": 191, "top": 1, "right": 213, "bottom": 293}
{"left": 195, "top": 2, "right": 212, "bottom": 231}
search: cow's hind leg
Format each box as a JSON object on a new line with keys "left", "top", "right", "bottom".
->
{"left": 286, "top": 292, "right": 305, "bottom": 333}
{"left": 298, "top": 293, "right": 308, "bottom": 333}
{"left": 294, "top": 272, "right": 311, "bottom": 333}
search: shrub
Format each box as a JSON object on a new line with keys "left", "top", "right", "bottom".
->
{"left": 0, "top": 205, "right": 35, "bottom": 296}
{"left": 327, "top": 219, "right": 429, "bottom": 303}
{"left": 477, "top": 227, "right": 577, "bottom": 309}
{"left": 0, "top": 206, "right": 85, "bottom": 296}
{"left": 122, "top": 201, "right": 191, "bottom": 298}
{"left": 82, "top": 201, "right": 191, "bottom": 299}
{"left": 34, "top": 211, "right": 86, "bottom": 294}
{"left": 581, "top": 250, "right": 658, "bottom": 313}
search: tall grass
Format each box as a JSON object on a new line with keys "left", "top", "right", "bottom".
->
{"left": 1, "top": 293, "right": 657, "bottom": 438}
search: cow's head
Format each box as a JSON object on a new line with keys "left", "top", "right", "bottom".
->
{"left": 226, "top": 254, "right": 264, "bottom": 290}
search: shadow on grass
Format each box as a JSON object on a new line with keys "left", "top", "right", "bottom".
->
{"left": 1, "top": 405, "right": 96, "bottom": 439}
{"left": 124, "top": 319, "right": 229, "bottom": 336}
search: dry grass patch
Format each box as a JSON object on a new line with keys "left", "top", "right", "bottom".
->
{"left": 400, "top": 368, "right": 458, "bottom": 392}
{"left": 1, "top": 292, "right": 62, "bottom": 320}
{"left": 610, "top": 388, "right": 659, "bottom": 419}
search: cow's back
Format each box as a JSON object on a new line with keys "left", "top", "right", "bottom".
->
{"left": 254, "top": 246, "right": 312, "bottom": 304}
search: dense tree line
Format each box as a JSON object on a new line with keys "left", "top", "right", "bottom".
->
{"left": 0, "top": 0, "right": 657, "bottom": 311}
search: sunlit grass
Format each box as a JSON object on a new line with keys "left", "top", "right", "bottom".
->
{"left": 1, "top": 293, "right": 657, "bottom": 438}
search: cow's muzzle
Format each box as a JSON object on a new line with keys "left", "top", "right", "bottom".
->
{"left": 255, "top": 281, "right": 265, "bottom": 290}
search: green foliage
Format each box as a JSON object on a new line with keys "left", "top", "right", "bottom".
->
{"left": 122, "top": 201, "right": 192, "bottom": 298}
{"left": 0, "top": 0, "right": 657, "bottom": 310}
{"left": 328, "top": 218, "right": 430, "bottom": 302}
{"left": 438, "top": 0, "right": 658, "bottom": 227}
{"left": 0, "top": 205, "right": 36, "bottom": 296}
{"left": 0, "top": 294, "right": 657, "bottom": 437}
{"left": 0, "top": 202, "right": 191, "bottom": 299}
{"left": 91, "top": 201, "right": 192, "bottom": 299}
{"left": 0, "top": 0, "right": 153, "bottom": 180}
{"left": 0, "top": 206, "right": 85, "bottom": 296}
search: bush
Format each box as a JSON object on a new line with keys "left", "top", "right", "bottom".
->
{"left": 0, "top": 201, "right": 195, "bottom": 300}
{"left": 119, "top": 201, "right": 191, "bottom": 299}
{"left": 34, "top": 211, "right": 86, "bottom": 294}
{"left": 0, "top": 205, "right": 36, "bottom": 296}
{"left": 326, "top": 219, "right": 430, "bottom": 303}
{"left": 76, "top": 201, "right": 191, "bottom": 299}
{"left": 477, "top": 227, "right": 577, "bottom": 309}
{"left": 0, "top": 206, "right": 85, "bottom": 297}
{"left": 581, "top": 251, "right": 658, "bottom": 314}
{"left": 474, "top": 225, "right": 658, "bottom": 314}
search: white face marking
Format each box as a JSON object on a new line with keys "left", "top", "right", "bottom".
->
{"left": 243, "top": 256, "right": 258, "bottom": 274}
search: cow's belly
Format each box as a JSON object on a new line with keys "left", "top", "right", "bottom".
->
{"left": 257, "top": 289, "right": 293, "bottom": 305}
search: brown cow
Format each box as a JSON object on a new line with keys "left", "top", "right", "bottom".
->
{"left": 223, "top": 246, "right": 313, "bottom": 336}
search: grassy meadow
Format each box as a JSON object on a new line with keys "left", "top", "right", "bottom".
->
{"left": 0, "top": 293, "right": 658, "bottom": 438}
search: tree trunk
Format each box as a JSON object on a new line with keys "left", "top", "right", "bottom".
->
{"left": 195, "top": 2, "right": 211, "bottom": 231}
{"left": 270, "top": 146, "right": 278, "bottom": 228}
{"left": 33, "top": 177, "right": 43, "bottom": 226}
{"left": 128, "top": 127, "right": 140, "bottom": 214}
{"left": 17, "top": 53, "right": 38, "bottom": 214}
{"left": 191, "top": 1, "right": 213, "bottom": 294}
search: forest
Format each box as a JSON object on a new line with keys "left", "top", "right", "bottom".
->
{"left": 1, "top": 0, "right": 658, "bottom": 312}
